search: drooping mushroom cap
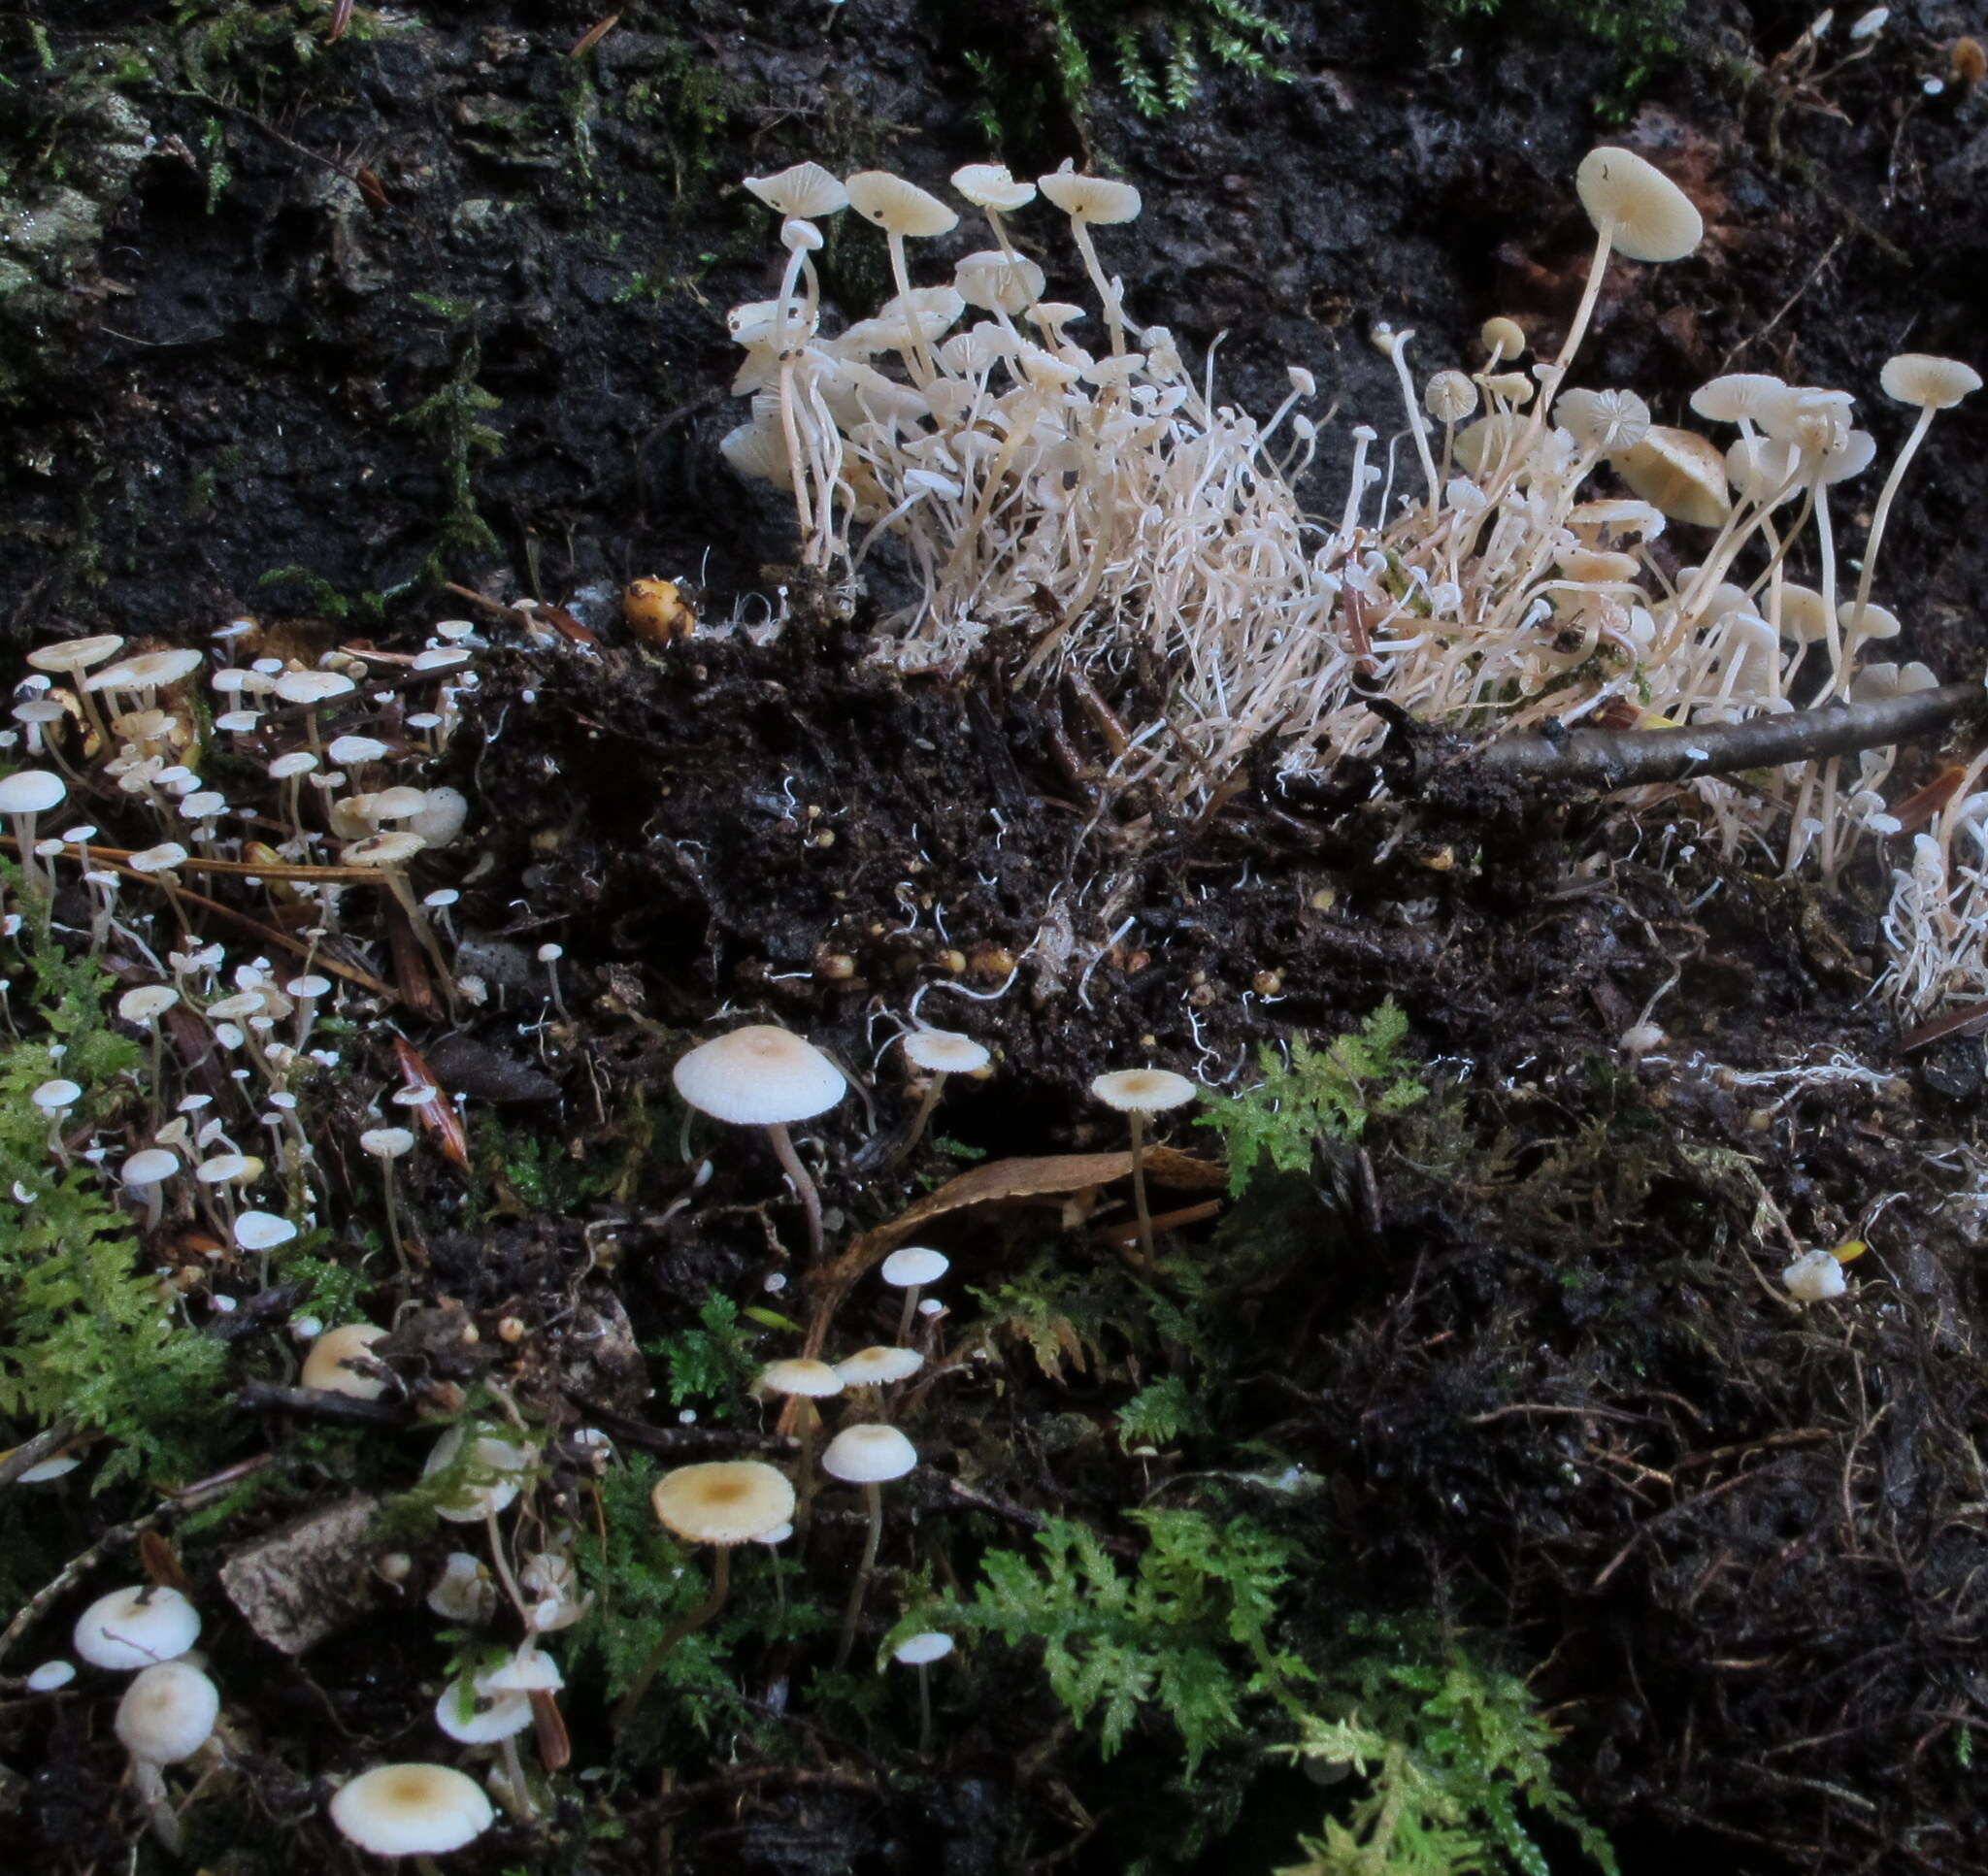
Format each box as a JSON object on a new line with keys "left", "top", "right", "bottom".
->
{"left": 423, "top": 1425, "right": 536, "bottom": 1524}
{"left": 901, "top": 1028, "right": 990, "bottom": 1075}
{"left": 756, "top": 1358, "right": 845, "bottom": 1399}
{"left": 1814, "top": 428, "right": 1877, "bottom": 485}
{"left": 834, "top": 1345, "right": 925, "bottom": 1386}
{"left": 0, "top": 770, "right": 66, "bottom": 815}
{"left": 1037, "top": 164, "right": 1141, "bottom": 225}
{"left": 952, "top": 250, "right": 1046, "bottom": 315}
{"left": 233, "top": 1209, "right": 298, "bottom": 1252}
{"left": 302, "top": 1323, "right": 391, "bottom": 1400}
{"left": 121, "top": 1147, "right": 180, "bottom": 1188}
{"left": 433, "top": 1680, "right": 531, "bottom": 1744}
{"left": 846, "top": 171, "right": 958, "bottom": 240}
{"left": 1723, "top": 435, "right": 1803, "bottom": 507}
{"left": 427, "top": 1553, "right": 495, "bottom": 1625}
{"left": 1839, "top": 600, "right": 1902, "bottom": 641}
{"left": 1609, "top": 426, "right": 1730, "bottom": 528}
{"left": 116, "top": 1662, "right": 219, "bottom": 1764}
{"left": 1090, "top": 1068, "right": 1199, "bottom": 1114}
{"left": 73, "top": 1585, "right": 200, "bottom": 1670}
{"left": 744, "top": 161, "right": 848, "bottom": 220}
{"left": 273, "top": 669, "right": 357, "bottom": 706}
{"left": 673, "top": 1024, "right": 846, "bottom": 1127}
{"left": 650, "top": 1460, "right": 795, "bottom": 1546}
{"left": 1574, "top": 147, "right": 1703, "bottom": 262}
{"left": 821, "top": 1423, "right": 918, "bottom": 1483}
{"left": 1774, "top": 583, "right": 1834, "bottom": 644}
{"left": 342, "top": 831, "right": 427, "bottom": 868}
{"left": 329, "top": 1762, "right": 495, "bottom": 1858}
{"left": 88, "top": 648, "right": 204, "bottom": 693}
{"left": 952, "top": 162, "right": 1036, "bottom": 212}
{"left": 893, "top": 1630, "right": 955, "bottom": 1666}
{"left": 1878, "top": 352, "right": 1982, "bottom": 411}
{"left": 1479, "top": 314, "right": 1527, "bottom": 361}
{"left": 879, "top": 1245, "right": 949, "bottom": 1288}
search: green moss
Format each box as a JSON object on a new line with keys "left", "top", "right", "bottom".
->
{"left": 1429, "top": 0, "right": 1685, "bottom": 120}
{"left": 391, "top": 334, "right": 508, "bottom": 577}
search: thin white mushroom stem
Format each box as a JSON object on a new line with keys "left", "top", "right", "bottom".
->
{"left": 765, "top": 1120, "right": 825, "bottom": 1263}
{"left": 498, "top": 1735, "right": 533, "bottom": 1821}
{"left": 130, "top": 1758, "right": 184, "bottom": 1855}
{"left": 483, "top": 1502, "right": 533, "bottom": 1630}
{"left": 1846, "top": 402, "right": 1936, "bottom": 646}
{"left": 613, "top": 1543, "right": 732, "bottom": 1727}
{"left": 1064, "top": 216, "right": 1126, "bottom": 356}
{"left": 886, "top": 1070, "right": 949, "bottom": 1168}
{"left": 1382, "top": 331, "right": 1441, "bottom": 514}
{"left": 896, "top": 1284, "right": 925, "bottom": 1345}
{"left": 835, "top": 1481, "right": 885, "bottom": 1669}
{"left": 882, "top": 232, "right": 936, "bottom": 385}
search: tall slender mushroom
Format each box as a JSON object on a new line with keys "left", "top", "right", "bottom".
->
{"left": 891, "top": 1630, "right": 955, "bottom": 1753}
{"left": 845, "top": 171, "right": 959, "bottom": 384}
{"left": 1844, "top": 353, "right": 1981, "bottom": 644}
{"left": 1090, "top": 1069, "right": 1199, "bottom": 1275}
{"left": 613, "top": 1460, "right": 794, "bottom": 1725}
{"left": 1035, "top": 164, "right": 1143, "bottom": 357}
{"left": 1562, "top": 147, "right": 1703, "bottom": 374}
{"left": 821, "top": 1422, "right": 918, "bottom": 1668}
{"left": 878, "top": 1245, "right": 949, "bottom": 1343}
{"left": 672, "top": 1025, "right": 846, "bottom": 1263}
{"left": 890, "top": 1027, "right": 990, "bottom": 1165}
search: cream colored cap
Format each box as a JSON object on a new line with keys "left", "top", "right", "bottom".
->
{"left": 757, "top": 1357, "right": 845, "bottom": 1399}
{"left": 744, "top": 161, "right": 848, "bottom": 219}
{"left": 1037, "top": 164, "right": 1141, "bottom": 224}
{"left": 846, "top": 171, "right": 958, "bottom": 239}
{"left": 651, "top": 1460, "right": 795, "bottom": 1545}
{"left": 329, "top": 1762, "right": 494, "bottom": 1857}
{"left": 820, "top": 1423, "right": 918, "bottom": 1483}
{"left": 1878, "top": 352, "right": 1981, "bottom": 411}
{"left": 1090, "top": 1068, "right": 1198, "bottom": 1113}
{"left": 834, "top": 1345, "right": 925, "bottom": 1386}
{"left": 116, "top": 1662, "right": 219, "bottom": 1763}
{"left": 1574, "top": 147, "right": 1703, "bottom": 262}
{"left": 302, "top": 1323, "right": 390, "bottom": 1400}
{"left": 1609, "top": 426, "right": 1730, "bottom": 527}
{"left": 902, "top": 1028, "right": 990, "bottom": 1074}
{"left": 673, "top": 1025, "right": 846, "bottom": 1126}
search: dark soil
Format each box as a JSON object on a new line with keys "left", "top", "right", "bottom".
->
{"left": 5, "top": 1, "right": 1988, "bottom": 1872}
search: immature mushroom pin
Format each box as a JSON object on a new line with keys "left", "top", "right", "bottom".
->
{"left": 1090, "top": 1069, "right": 1198, "bottom": 1275}
{"left": 674, "top": 1025, "right": 845, "bottom": 1263}
{"left": 330, "top": 1762, "right": 495, "bottom": 1860}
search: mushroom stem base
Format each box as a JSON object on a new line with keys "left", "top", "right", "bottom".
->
{"left": 613, "top": 1545, "right": 732, "bottom": 1728}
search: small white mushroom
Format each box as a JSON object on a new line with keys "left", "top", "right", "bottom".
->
{"left": 73, "top": 1584, "right": 201, "bottom": 1670}
{"left": 878, "top": 1244, "right": 950, "bottom": 1340}
{"left": 821, "top": 1424, "right": 918, "bottom": 1668}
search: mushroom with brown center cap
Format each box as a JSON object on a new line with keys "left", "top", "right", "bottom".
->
{"left": 889, "top": 1026, "right": 990, "bottom": 1165}
{"left": 822, "top": 1423, "right": 918, "bottom": 1667}
{"left": 1843, "top": 353, "right": 1981, "bottom": 660}
{"left": 613, "top": 1460, "right": 795, "bottom": 1725}
{"left": 330, "top": 1761, "right": 494, "bottom": 1867}
{"left": 673, "top": 1025, "right": 846, "bottom": 1263}
{"left": 1090, "top": 1068, "right": 1199, "bottom": 1274}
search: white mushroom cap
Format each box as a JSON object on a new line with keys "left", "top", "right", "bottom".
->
{"left": 879, "top": 1245, "right": 949, "bottom": 1288}
{"left": 360, "top": 1126, "right": 416, "bottom": 1159}
{"left": 116, "top": 1662, "right": 219, "bottom": 1763}
{"left": 781, "top": 215, "right": 825, "bottom": 253}
{"left": 27, "top": 634, "right": 124, "bottom": 675}
{"left": 0, "top": 770, "right": 66, "bottom": 815}
{"left": 834, "top": 1345, "right": 925, "bottom": 1386}
{"left": 342, "top": 831, "right": 427, "bottom": 867}
{"left": 31, "top": 1077, "right": 82, "bottom": 1112}
{"left": 1724, "top": 435, "right": 1803, "bottom": 506}
{"left": 673, "top": 1024, "right": 846, "bottom": 1127}
{"left": 952, "top": 249, "right": 1046, "bottom": 315}
{"left": 73, "top": 1585, "right": 201, "bottom": 1670}
{"left": 1555, "top": 387, "right": 1651, "bottom": 453}
{"left": 1781, "top": 1248, "right": 1847, "bottom": 1303}
{"left": 1574, "top": 146, "right": 1703, "bottom": 262}
{"left": 426, "top": 1552, "right": 496, "bottom": 1625}
{"left": 329, "top": 1762, "right": 495, "bottom": 1858}
{"left": 1567, "top": 497, "right": 1664, "bottom": 540}
{"left": 121, "top": 1148, "right": 181, "bottom": 1187}
{"left": 424, "top": 1426, "right": 536, "bottom": 1524}
{"left": 1839, "top": 600, "right": 1902, "bottom": 640}
{"left": 745, "top": 161, "right": 849, "bottom": 219}
{"left": 1814, "top": 428, "right": 1877, "bottom": 484}
{"left": 892, "top": 1631, "right": 955, "bottom": 1666}
{"left": 232, "top": 1209, "right": 297, "bottom": 1252}
{"left": 434, "top": 1681, "right": 531, "bottom": 1744}
{"left": 1423, "top": 370, "right": 1478, "bottom": 424}
{"left": 26, "top": 1660, "right": 76, "bottom": 1691}
{"left": 1609, "top": 426, "right": 1731, "bottom": 527}
{"left": 327, "top": 734, "right": 390, "bottom": 765}
{"left": 127, "top": 842, "right": 190, "bottom": 873}
{"left": 476, "top": 1643, "right": 565, "bottom": 1695}
{"left": 650, "top": 1460, "right": 796, "bottom": 1545}
{"left": 901, "top": 1028, "right": 990, "bottom": 1074}
{"left": 118, "top": 985, "right": 181, "bottom": 1023}
{"left": 1878, "top": 352, "right": 1982, "bottom": 411}
{"left": 952, "top": 162, "right": 1036, "bottom": 212}
{"left": 302, "top": 1323, "right": 390, "bottom": 1400}
{"left": 273, "top": 670, "right": 356, "bottom": 706}
{"left": 846, "top": 171, "right": 958, "bottom": 240}
{"left": 1774, "top": 583, "right": 1835, "bottom": 643}
{"left": 756, "top": 1358, "right": 845, "bottom": 1399}
{"left": 410, "top": 786, "right": 469, "bottom": 848}
{"left": 268, "top": 751, "right": 317, "bottom": 780}
{"left": 820, "top": 1422, "right": 918, "bottom": 1483}
{"left": 1037, "top": 165, "right": 1142, "bottom": 225}
{"left": 88, "top": 649, "right": 204, "bottom": 692}
{"left": 1690, "top": 372, "right": 1794, "bottom": 426}
{"left": 1090, "top": 1068, "right": 1199, "bottom": 1114}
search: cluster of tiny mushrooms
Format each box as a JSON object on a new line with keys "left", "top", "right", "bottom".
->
{"left": 2, "top": 129, "right": 1978, "bottom": 1860}
{"left": 723, "top": 148, "right": 1983, "bottom": 1016}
